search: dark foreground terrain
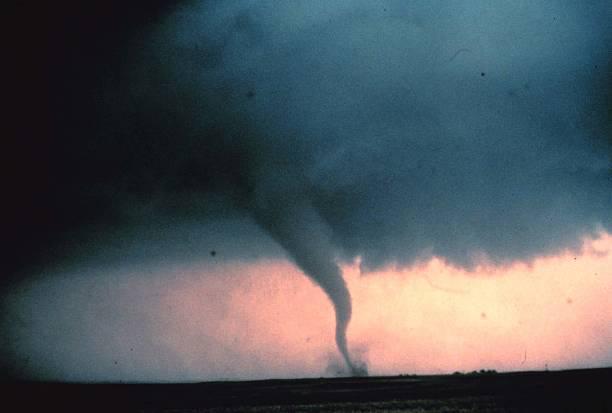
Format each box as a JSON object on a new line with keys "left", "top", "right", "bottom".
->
{"left": 4, "top": 367, "right": 611, "bottom": 412}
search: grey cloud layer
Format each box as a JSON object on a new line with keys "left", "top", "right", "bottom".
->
{"left": 128, "top": 0, "right": 611, "bottom": 271}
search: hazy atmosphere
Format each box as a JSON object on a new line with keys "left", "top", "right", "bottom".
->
{"left": 4, "top": 0, "right": 611, "bottom": 381}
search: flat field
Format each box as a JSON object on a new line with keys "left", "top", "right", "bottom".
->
{"left": 4, "top": 367, "right": 611, "bottom": 412}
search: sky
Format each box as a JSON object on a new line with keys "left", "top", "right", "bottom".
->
{"left": 3, "top": 0, "right": 611, "bottom": 381}
{"left": 2, "top": 232, "right": 611, "bottom": 381}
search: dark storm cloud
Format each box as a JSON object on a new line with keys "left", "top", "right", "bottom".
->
{"left": 9, "top": 0, "right": 610, "bottom": 276}
{"left": 122, "top": 0, "right": 611, "bottom": 270}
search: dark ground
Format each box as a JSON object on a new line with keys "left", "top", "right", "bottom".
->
{"left": 3, "top": 367, "right": 612, "bottom": 412}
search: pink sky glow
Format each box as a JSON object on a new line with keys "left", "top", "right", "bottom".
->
{"left": 6, "top": 233, "right": 611, "bottom": 381}
{"left": 159, "top": 231, "right": 612, "bottom": 379}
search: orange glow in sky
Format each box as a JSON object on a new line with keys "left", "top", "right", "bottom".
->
{"left": 6, "top": 233, "right": 611, "bottom": 381}
{"left": 157, "top": 232, "right": 612, "bottom": 379}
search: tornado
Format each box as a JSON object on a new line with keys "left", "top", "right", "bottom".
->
{"left": 252, "top": 189, "right": 367, "bottom": 376}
